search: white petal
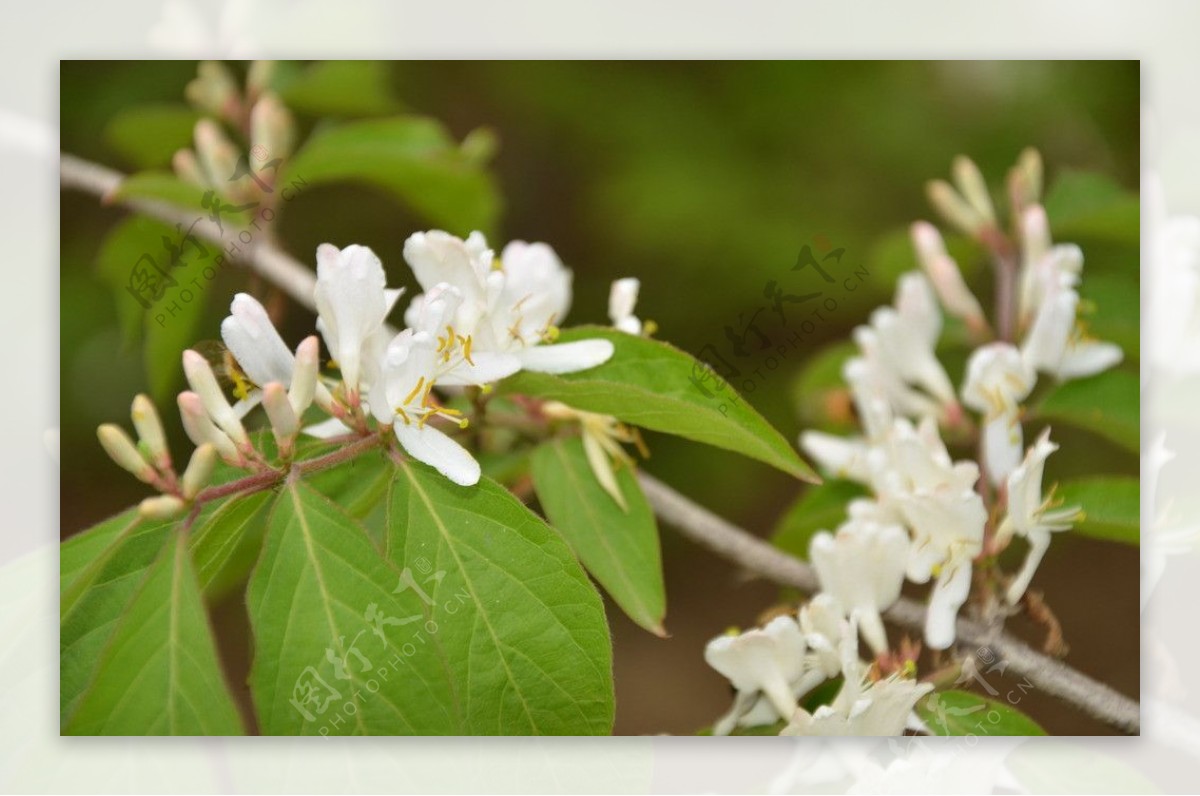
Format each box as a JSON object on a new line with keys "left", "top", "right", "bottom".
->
{"left": 221, "top": 293, "right": 295, "bottom": 385}
{"left": 1058, "top": 340, "right": 1123, "bottom": 380}
{"left": 437, "top": 352, "right": 522, "bottom": 387}
{"left": 982, "top": 412, "right": 1023, "bottom": 487}
{"left": 394, "top": 423, "right": 481, "bottom": 486}
{"left": 303, "top": 416, "right": 354, "bottom": 439}
{"left": 403, "top": 230, "right": 489, "bottom": 301}
{"left": 516, "top": 339, "right": 614, "bottom": 374}
{"left": 925, "top": 560, "right": 972, "bottom": 650}
{"left": 314, "top": 243, "right": 388, "bottom": 393}
{"left": 1006, "top": 531, "right": 1052, "bottom": 605}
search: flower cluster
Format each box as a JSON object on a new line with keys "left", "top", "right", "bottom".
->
{"left": 98, "top": 230, "right": 623, "bottom": 512}
{"left": 173, "top": 61, "right": 295, "bottom": 206}
{"left": 705, "top": 150, "right": 1118, "bottom": 735}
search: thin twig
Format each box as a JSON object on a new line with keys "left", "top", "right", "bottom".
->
{"left": 63, "top": 152, "right": 1141, "bottom": 735}
{"left": 637, "top": 471, "right": 1140, "bottom": 734}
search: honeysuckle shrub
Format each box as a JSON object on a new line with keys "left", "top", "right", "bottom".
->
{"left": 62, "top": 62, "right": 1138, "bottom": 736}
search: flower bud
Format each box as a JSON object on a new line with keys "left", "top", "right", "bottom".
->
{"left": 608, "top": 278, "right": 642, "bottom": 335}
{"left": 98, "top": 424, "right": 156, "bottom": 483}
{"left": 178, "top": 391, "right": 241, "bottom": 465}
{"left": 172, "top": 149, "right": 207, "bottom": 188}
{"left": 1020, "top": 204, "right": 1050, "bottom": 266}
{"left": 262, "top": 382, "right": 299, "bottom": 455}
{"left": 246, "top": 60, "right": 276, "bottom": 101}
{"left": 911, "top": 222, "right": 987, "bottom": 331}
{"left": 182, "top": 350, "right": 248, "bottom": 446}
{"left": 131, "top": 394, "right": 170, "bottom": 470}
{"left": 951, "top": 155, "right": 995, "bottom": 224}
{"left": 138, "top": 494, "right": 186, "bottom": 521}
{"left": 181, "top": 443, "right": 218, "bottom": 501}
{"left": 1007, "top": 147, "right": 1043, "bottom": 212}
{"left": 185, "top": 61, "right": 240, "bottom": 120}
{"left": 926, "top": 179, "right": 984, "bottom": 237}
{"left": 193, "top": 119, "right": 240, "bottom": 190}
{"left": 250, "top": 92, "right": 295, "bottom": 163}
{"left": 289, "top": 336, "right": 320, "bottom": 416}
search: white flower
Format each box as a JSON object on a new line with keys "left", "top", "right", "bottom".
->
{"left": 866, "top": 273, "right": 957, "bottom": 408}
{"left": 873, "top": 418, "right": 986, "bottom": 650}
{"left": 1021, "top": 270, "right": 1122, "bottom": 381}
{"left": 734, "top": 596, "right": 849, "bottom": 732}
{"left": 369, "top": 284, "right": 521, "bottom": 486}
{"left": 810, "top": 519, "right": 910, "bottom": 655}
{"left": 609, "top": 277, "right": 642, "bottom": 334}
{"left": 961, "top": 343, "right": 1035, "bottom": 486}
{"left": 846, "top": 272, "right": 959, "bottom": 425}
{"left": 704, "top": 616, "right": 808, "bottom": 736}
{"left": 782, "top": 617, "right": 932, "bottom": 736}
{"left": 999, "top": 429, "right": 1081, "bottom": 605}
{"left": 403, "top": 230, "right": 613, "bottom": 376}
{"left": 314, "top": 243, "right": 403, "bottom": 404}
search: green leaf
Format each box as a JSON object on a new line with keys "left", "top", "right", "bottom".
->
{"left": 246, "top": 481, "right": 460, "bottom": 735}
{"left": 188, "top": 491, "right": 274, "bottom": 599}
{"left": 502, "top": 327, "right": 818, "bottom": 482}
{"left": 67, "top": 531, "right": 245, "bottom": 735}
{"left": 1078, "top": 272, "right": 1139, "bottom": 361}
{"left": 283, "top": 117, "right": 500, "bottom": 236}
{"left": 387, "top": 460, "right": 615, "bottom": 734}
{"left": 1036, "top": 369, "right": 1139, "bottom": 453}
{"left": 771, "top": 480, "right": 868, "bottom": 559}
{"left": 1043, "top": 170, "right": 1140, "bottom": 245}
{"left": 789, "top": 341, "right": 858, "bottom": 434}
{"left": 1057, "top": 477, "right": 1140, "bottom": 545}
{"left": 60, "top": 512, "right": 176, "bottom": 722}
{"left": 105, "top": 104, "right": 200, "bottom": 170}
{"left": 530, "top": 437, "right": 666, "bottom": 635}
{"left": 278, "top": 61, "right": 402, "bottom": 117}
{"left": 93, "top": 214, "right": 216, "bottom": 397}
{"left": 110, "top": 171, "right": 229, "bottom": 222}
{"left": 916, "top": 690, "right": 1046, "bottom": 736}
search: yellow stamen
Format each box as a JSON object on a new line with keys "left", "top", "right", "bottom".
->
{"left": 461, "top": 335, "right": 475, "bottom": 366}
{"left": 394, "top": 406, "right": 411, "bottom": 425}
{"left": 402, "top": 376, "right": 426, "bottom": 406}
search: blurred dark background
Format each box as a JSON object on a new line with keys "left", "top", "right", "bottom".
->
{"left": 60, "top": 61, "right": 1139, "bottom": 735}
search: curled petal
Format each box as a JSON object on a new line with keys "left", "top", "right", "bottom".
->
{"left": 394, "top": 423, "right": 481, "bottom": 487}
{"left": 516, "top": 339, "right": 614, "bottom": 374}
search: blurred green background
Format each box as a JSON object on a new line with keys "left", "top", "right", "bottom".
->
{"left": 60, "top": 61, "right": 1139, "bottom": 735}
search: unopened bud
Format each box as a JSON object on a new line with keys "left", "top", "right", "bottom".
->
{"left": 910, "top": 222, "right": 986, "bottom": 329}
{"left": 909, "top": 221, "right": 947, "bottom": 268}
{"left": 131, "top": 394, "right": 170, "bottom": 470}
{"left": 138, "top": 494, "right": 186, "bottom": 521}
{"left": 178, "top": 390, "right": 241, "bottom": 466}
{"left": 172, "top": 149, "right": 207, "bottom": 188}
{"left": 250, "top": 92, "right": 295, "bottom": 163}
{"left": 1020, "top": 204, "right": 1050, "bottom": 265}
{"left": 951, "top": 156, "right": 996, "bottom": 224}
{"left": 194, "top": 119, "right": 240, "bottom": 192}
{"left": 185, "top": 61, "right": 240, "bottom": 120}
{"left": 1010, "top": 147, "right": 1043, "bottom": 208}
{"left": 98, "top": 424, "right": 156, "bottom": 483}
{"left": 290, "top": 336, "right": 320, "bottom": 416}
{"left": 926, "top": 180, "right": 984, "bottom": 237}
{"left": 246, "top": 61, "right": 276, "bottom": 101}
{"left": 181, "top": 443, "right": 218, "bottom": 500}
{"left": 1017, "top": 204, "right": 1053, "bottom": 322}
{"left": 262, "top": 382, "right": 299, "bottom": 455}
{"left": 183, "top": 350, "right": 248, "bottom": 446}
